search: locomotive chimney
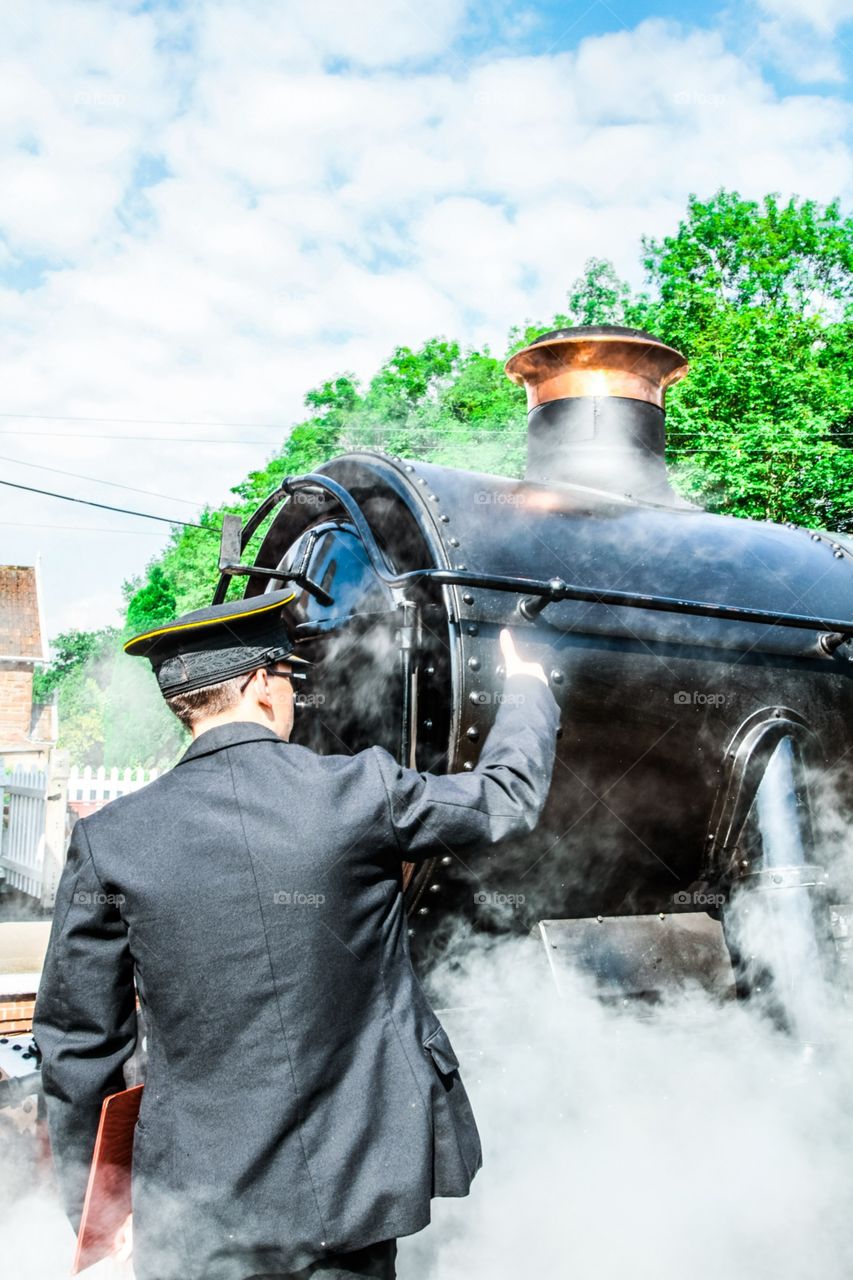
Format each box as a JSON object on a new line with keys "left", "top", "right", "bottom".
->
{"left": 505, "top": 325, "right": 691, "bottom": 507}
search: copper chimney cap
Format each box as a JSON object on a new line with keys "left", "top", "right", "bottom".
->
{"left": 505, "top": 325, "right": 688, "bottom": 411}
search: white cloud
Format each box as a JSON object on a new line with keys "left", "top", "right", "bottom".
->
{"left": 756, "top": 0, "right": 853, "bottom": 34}
{"left": 752, "top": 0, "right": 853, "bottom": 81}
{"left": 0, "top": 3, "right": 850, "bottom": 635}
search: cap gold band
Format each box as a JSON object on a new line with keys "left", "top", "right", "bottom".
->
{"left": 124, "top": 593, "right": 297, "bottom": 653}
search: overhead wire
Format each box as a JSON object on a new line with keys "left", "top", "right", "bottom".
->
{"left": 0, "top": 410, "right": 286, "bottom": 430}
{"left": 0, "top": 431, "right": 282, "bottom": 444}
{"left": 0, "top": 477, "right": 221, "bottom": 532}
{"left": 0, "top": 521, "right": 169, "bottom": 535}
{"left": 0, "top": 453, "right": 205, "bottom": 507}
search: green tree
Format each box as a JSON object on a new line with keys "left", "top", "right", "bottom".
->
{"left": 125, "top": 564, "right": 177, "bottom": 633}
{"left": 32, "top": 628, "right": 118, "bottom": 700}
{"left": 633, "top": 191, "right": 853, "bottom": 525}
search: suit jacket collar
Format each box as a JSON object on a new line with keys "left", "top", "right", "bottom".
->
{"left": 175, "top": 720, "right": 285, "bottom": 766}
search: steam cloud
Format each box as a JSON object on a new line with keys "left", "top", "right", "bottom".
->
{"left": 6, "top": 929, "right": 853, "bottom": 1279}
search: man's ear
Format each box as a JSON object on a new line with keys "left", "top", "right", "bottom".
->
{"left": 249, "top": 667, "right": 274, "bottom": 709}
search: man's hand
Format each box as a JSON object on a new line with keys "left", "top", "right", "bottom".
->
{"left": 113, "top": 1212, "right": 133, "bottom": 1262}
{"left": 499, "top": 627, "right": 548, "bottom": 687}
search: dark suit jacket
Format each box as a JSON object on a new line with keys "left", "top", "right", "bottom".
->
{"left": 33, "top": 673, "right": 559, "bottom": 1280}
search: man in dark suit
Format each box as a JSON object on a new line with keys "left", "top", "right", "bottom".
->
{"left": 33, "top": 590, "right": 560, "bottom": 1280}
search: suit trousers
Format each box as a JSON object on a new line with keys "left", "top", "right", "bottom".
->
{"left": 246, "top": 1237, "right": 397, "bottom": 1280}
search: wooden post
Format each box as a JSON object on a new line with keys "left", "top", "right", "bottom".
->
{"left": 41, "top": 748, "right": 70, "bottom": 911}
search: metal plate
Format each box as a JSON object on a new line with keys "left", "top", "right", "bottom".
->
{"left": 538, "top": 913, "right": 736, "bottom": 1002}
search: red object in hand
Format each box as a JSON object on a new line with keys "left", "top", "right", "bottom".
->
{"left": 73, "top": 1084, "right": 143, "bottom": 1274}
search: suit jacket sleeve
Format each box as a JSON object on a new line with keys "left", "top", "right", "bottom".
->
{"left": 32, "top": 818, "right": 138, "bottom": 1233}
{"left": 371, "top": 672, "right": 560, "bottom": 862}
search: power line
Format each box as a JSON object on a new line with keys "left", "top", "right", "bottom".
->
{"left": 0, "top": 410, "right": 286, "bottom": 431}
{"left": 0, "top": 454, "right": 204, "bottom": 507}
{"left": 0, "top": 430, "right": 282, "bottom": 444}
{"left": 0, "top": 478, "right": 221, "bottom": 531}
{"left": 0, "top": 521, "right": 168, "bottom": 535}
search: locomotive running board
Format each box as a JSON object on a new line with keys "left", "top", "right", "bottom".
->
{"left": 536, "top": 914, "right": 737, "bottom": 1005}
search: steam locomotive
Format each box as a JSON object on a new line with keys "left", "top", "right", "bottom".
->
{"left": 3, "top": 324, "right": 852, "bottom": 1135}
{"left": 213, "top": 325, "right": 853, "bottom": 1032}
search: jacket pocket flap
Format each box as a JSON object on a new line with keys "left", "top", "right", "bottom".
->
{"left": 423, "top": 1023, "right": 460, "bottom": 1075}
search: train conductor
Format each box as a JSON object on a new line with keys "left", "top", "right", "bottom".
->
{"left": 33, "top": 589, "right": 560, "bottom": 1280}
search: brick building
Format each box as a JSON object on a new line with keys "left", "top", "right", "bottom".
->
{"left": 0, "top": 562, "right": 56, "bottom": 765}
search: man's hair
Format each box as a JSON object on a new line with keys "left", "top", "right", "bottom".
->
{"left": 164, "top": 672, "right": 248, "bottom": 732}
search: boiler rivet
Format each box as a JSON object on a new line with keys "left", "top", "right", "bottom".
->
{"left": 441, "top": 855, "right": 452, "bottom": 865}
{"left": 449, "top": 537, "right": 460, "bottom": 547}
{"left": 404, "top": 465, "right": 414, "bottom": 472}
{"left": 423, "top": 719, "right": 433, "bottom": 730}
{"left": 429, "top": 494, "right": 439, "bottom": 502}
{"left": 440, "top": 514, "right": 450, "bottom": 523}
{"left": 462, "top": 592, "right": 474, "bottom": 605}
{"left": 407, "top": 928, "right": 416, "bottom": 937}
{"left": 466, "top": 726, "right": 480, "bottom": 742}
{"left": 417, "top": 477, "right": 427, "bottom": 485}
{"left": 550, "top": 670, "right": 564, "bottom": 684}
{"left": 456, "top": 564, "right": 467, "bottom": 570}
{"left": 418, "top": 906, "right": 430, "bottom": 915}
{"left": 811, "top": 533, "right": 821, "bottom": 541}
{"left": 462, "top": 762, "right": 474, "bottom": 771}
{"left": 425, "top": 665, "right": 436, "bottom": 675}
{"left": 835, "top": 551, "right": 844, "bottom": 559}
{"left": 429, "top": 883, "right": 441, "bottom": 893}
{"left": 466, "top": 623, "right": 478, "bottom": 636}
{"left": 596, "top": 915, "right": 603, "bottom": 923}
{"left": 468, "top": 657, "right": 481, "bottom": 671}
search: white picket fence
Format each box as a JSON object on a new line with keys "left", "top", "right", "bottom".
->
{"left": 67, "top": 764, "right": 160, "bottom": 805}
{"left": 0, "top": 759, "right": 159, "bottom": 905}
{"left": 0, "top": 763, "right": 48, "bottom": 899}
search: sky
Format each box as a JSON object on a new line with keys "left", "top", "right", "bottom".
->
{"left": 0, "top": 0, "right": 851, "bottom": 640}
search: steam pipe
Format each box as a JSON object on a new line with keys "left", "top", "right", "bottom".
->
{"left": 727, "top": 737, "right": 831, "bottom": 1042}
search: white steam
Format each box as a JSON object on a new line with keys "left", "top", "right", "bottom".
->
{"left": 4, "top": 929, "right": 853, "bottom": 1278}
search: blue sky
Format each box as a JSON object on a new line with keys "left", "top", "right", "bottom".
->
{"left": 0, "top": 0, "right": 851, "bottom": 635}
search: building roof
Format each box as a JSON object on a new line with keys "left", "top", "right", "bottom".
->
{"left": 0, "top": 564, "right": 48, "bottom": 661}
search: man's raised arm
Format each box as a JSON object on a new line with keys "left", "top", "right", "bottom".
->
{"left": 371, "top": 628, "right": 560, "bottom": 861}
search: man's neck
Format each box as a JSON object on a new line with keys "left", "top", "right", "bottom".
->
{"left": 191, "top": 708, "right": 283, "bottom": 741}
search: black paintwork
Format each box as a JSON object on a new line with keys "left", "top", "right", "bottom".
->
{"left": 225, "top": 449, "right": 853, "bottom": 956}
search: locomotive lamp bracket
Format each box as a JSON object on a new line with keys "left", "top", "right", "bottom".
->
{"left": 217, "top": 513, "right": 334, "bottom": 606}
